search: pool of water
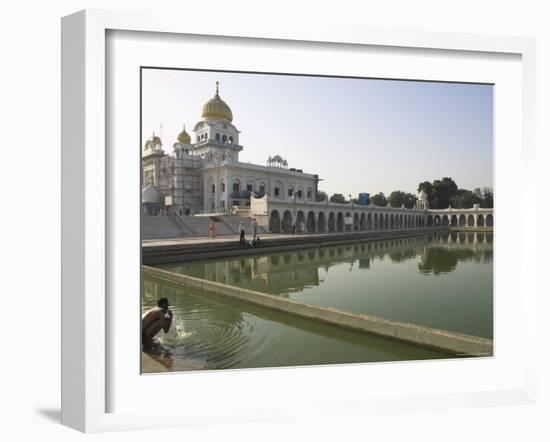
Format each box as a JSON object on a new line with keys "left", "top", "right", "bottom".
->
{"left": 141, "top": 277, "right": 450, "bottom": 372}
{"left": 160, "top": 232, "right": 493, "bottom": 339}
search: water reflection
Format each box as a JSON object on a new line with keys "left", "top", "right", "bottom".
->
{"left": 163, "top": 233, "right": 493, "bottom": 295}
{"left": 142, "top": 278, "right": 451, "bottom": 372}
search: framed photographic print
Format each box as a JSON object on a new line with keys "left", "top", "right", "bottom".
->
{"left": 61, "top": 9, "right": 537, "bottom": 433}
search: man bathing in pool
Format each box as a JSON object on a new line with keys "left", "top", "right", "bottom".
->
{"left": 142, "top": 297, "right": 173, "bottom": 348}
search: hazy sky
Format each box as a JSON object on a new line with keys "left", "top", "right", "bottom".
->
{"left": 142, "top": 68, "right": 493, "bottom": 197}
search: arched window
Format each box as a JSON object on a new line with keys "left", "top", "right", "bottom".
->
{"left": 222, "top": 135, "right": 227, "bottom": 143}
{"left": 288, "top": 187, "right": 294, "bottom": 197}
{"left": 221, "top": 181, "right": 226, "bottom": 192}
{"left": 228, "top": 136, "right": 233, "bottom": 144}
{"left": 232, "top": 180, "right": 240, "bottom": 192}
{"left": 259, "top": 183, "right": 266, "bottom": 193}
{"left": 215, "top": 133, "right": 220, "bottom": 141}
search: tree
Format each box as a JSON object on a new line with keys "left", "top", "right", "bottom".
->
{"left": 481, "top": 187, "right": 493, "bottom": 208}
{"left": 371, "top": 192, "right": 388, "bottom": 207}
{"left": 417, "top": 181, "right": 433, "bottom": 199}
{"left": 329, "top": 193, "right": 347, "bottom": 204}
{"left": 388, "top": 191, "right": 416, "bottom": 208}
{"left": 430, "top": 177, "right": 458, "bottom": 209}
{"left": 315, "top": 190, "right": 327, "bottom": 202}
{"left": 450, "top": 189, "right": 481, "bottom": 209}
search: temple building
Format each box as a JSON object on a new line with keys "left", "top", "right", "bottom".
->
{"left": 141, "top": 82, "right": 320, "bottom": 216}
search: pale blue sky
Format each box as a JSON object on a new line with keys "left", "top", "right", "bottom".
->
{"left": 142, "top": 68, "right": 493, "bottom": 197}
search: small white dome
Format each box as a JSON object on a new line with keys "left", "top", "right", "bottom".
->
{"left": 417, "top": 190, "right": 428, "bottom": 201}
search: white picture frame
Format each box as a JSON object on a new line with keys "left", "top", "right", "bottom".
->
{"left": 61, "top": 9, "right": 537, "bottom": 433}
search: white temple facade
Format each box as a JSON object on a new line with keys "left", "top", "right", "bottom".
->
{"left": 141, "top": 82, "right": 319, "bottom": 216}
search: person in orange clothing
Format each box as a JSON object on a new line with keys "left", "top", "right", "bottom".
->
{"left": 209, "top": 222, "right": 215, "bottom": 238}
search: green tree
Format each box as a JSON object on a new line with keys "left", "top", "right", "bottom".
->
{"left": 329, "top": 193, "right": 347, "bottom": 204}
{"left": 431, "top": 177, "right": 458, "bottom": 209}
{"left": 315, "top": 190, "right": 327, "bottom": 202}
{"left": 450, "top": 189, "right": 481, "bottom": 208}
{"left": 371, "top": 192, "right": 388, "bottom": 207}
{"left": 388, "top": 191, "right": 417, "bottom": 208}
{"left": 417, "top": 181, "right": 433, "bottom": 200}
{"left": 481, "top": 187, "right": 493, "bottom": 208}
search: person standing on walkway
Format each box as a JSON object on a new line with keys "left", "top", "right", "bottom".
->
{"left": 239, "top": 219, "right": 245, "bottom": 246}
{"left": 251, "top": 218, "right": 258, "bottom": 241}
{"left": 209, "top": 222, "right": 215, "bottom": 239}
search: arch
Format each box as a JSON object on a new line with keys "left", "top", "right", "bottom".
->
{"left": 384, "top": 214, "right": 389, "bottom": 230}
{"left": 337, "top": 212, "right": 345, "bottom": 232}
{"left": 328, "top": 212, "right": 336, "bottom": 232}
{"left": 486, "top": 214, "right": 494, "bottom": 227}
{"left": 427, "top": 215, "right": 434, "bottom": 227}
{"left": 467, "top": 214, "right": 475, "bottom": 227}
{"left": 434, "top": 215, "right": 441, "bottom": 226}
{"left": 296, "top": 211, "right": 306, "bottom": 233}
{"left": 459, "top": 214, "right": 467, "bottom": 227}
{"left": 273, "top": 180, "right": 284, "bottom": 199}
{"left": 287, "top": 185, "right": 295, "bottom": 198}
{"left": 367, "top": 213, "right": 372, "bottom": 230}
{"left": 477, "top": 214, "right": 485, "bottom": 227}
{"left": 399, "top": 214, "right": 404, "bottom": 229}
{"left": 232, "top": 178, "right": 241, "bottom": 192}
{"left": 306, "top": 211, "right": 316, "bottom": 233}
{"left": 451, "top": 214, "right": 458, "bottom": 227}
{"left": 360, "top": 213, "right": 367, "bottom": 230}
{"left": 353, "top": 213, "right": 360, "bottom": 231}
{"left": 222, "top": 134, "right": 227, "bottom": 143}
{"left": 390, "top": 214, "right": 394, "bottom": 229}
{"left": 317, "top": 212, "right": 326, "bottom": 232}
{"left": 269, "top": 210, "right": 281, "bottom": 233}
{"left": 257, "top": 181, "right": 267, "bottom": 194}
{"left": 282, "top": 210, "right": 293, "bottom": 233}
{"left": 442, "top": 215, "right": 450, "bottom": 226}
{"left": 373, "top": 213, "right": 379, "bottom": 230}
{"left": 206, "top": 176, "right": 215, "bottom": 195}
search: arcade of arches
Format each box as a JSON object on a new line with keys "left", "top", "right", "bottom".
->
{"left": 267, "top": 208, "right": 493, "bottom": 234}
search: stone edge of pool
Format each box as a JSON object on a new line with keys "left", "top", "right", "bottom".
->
{"left": 142, "top": 265, "right": 493, "bottom": 357}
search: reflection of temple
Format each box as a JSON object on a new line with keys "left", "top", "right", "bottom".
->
{"left": 169, "top": 233, "right": 493, "bottom": 293}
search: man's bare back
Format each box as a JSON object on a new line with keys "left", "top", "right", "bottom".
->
{"left": 142, "top": 298, "right": 173, "bottom": 348}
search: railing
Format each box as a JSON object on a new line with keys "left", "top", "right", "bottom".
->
{"left": 193, "top": 209, "right": 231, "bottom": 216}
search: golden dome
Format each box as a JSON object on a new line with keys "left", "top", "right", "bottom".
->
{"left": 201, "top": 82, "right": 233, "bottom": 123}
{"left": 177, "top": 126, "right": 191, "bottom": 144}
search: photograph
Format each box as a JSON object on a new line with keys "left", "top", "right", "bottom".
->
{"left": 140, "top": 68, "right": 494, "bottom": 374}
